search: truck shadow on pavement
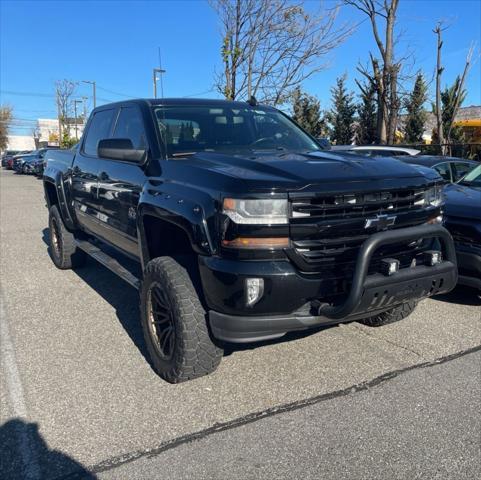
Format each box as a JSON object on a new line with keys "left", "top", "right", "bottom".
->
{"left": 0, "top": 418, "right": 96, "bottom": 479}
{"left": 432, "top": 285, "right": 481, "bottom": 307}
{"left": 41, "top": 229, "right": 330, "bottom": 366}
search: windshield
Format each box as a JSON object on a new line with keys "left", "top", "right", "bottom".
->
{"left": 459, "top": 164, "right": 481, "bottom": 187}
{"left": 153, "top": 105, "right": 320, "bottom": 158}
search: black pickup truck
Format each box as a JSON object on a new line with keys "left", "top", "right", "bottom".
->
{"left": 43, "top": 98, "right": 457, "bottom": 383}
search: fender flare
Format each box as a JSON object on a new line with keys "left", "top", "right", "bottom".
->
{"left": 137, "top": 181, "right": 218, "bottom": 267}
{"left": 43, "top": 167, "right": 76, "bottom": 231}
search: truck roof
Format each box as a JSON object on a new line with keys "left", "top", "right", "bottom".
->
{"left": 95, "top": 98, "right": 276, "bottom": 110}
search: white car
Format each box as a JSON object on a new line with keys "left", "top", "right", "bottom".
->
{"left": 333, "top": 145, "right": 421, "bottom": 157}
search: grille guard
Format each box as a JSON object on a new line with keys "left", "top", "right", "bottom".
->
{"left": 318, "top": 224, "right": 457, "bottom": 319}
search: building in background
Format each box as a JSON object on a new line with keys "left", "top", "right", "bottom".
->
{"left": 421, "top": 105, "right": 481, "bottom": 144}
{"left": 6, "top": 135, "right": 36, "bottom": 151}
{"left": 6, "top": 117, "right": 85, "bottom": 150}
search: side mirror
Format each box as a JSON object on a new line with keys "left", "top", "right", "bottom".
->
{"left": 97, "top": 138, "right": 146, "bottom": 163}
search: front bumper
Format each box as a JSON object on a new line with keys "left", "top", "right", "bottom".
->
{"left": 456, "top": 246, "right": 481, "bottom": 290}
{"left": 202, "top": 224, "right": 458, "bottom": 343}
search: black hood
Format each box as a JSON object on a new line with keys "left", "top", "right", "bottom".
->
{"left": 162, "top": 150, "right": 434, "bottom": 194}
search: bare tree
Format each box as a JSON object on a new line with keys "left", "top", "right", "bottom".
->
{"left": 0, "top": 105, "right": 13, "bottom": 151}
{"left": 55, "top": 79, "right": 77, "bottom": 144}
{"left": 210, "top": 0, "right": 353, "bottom": 105}
{"left": 445, "top": 44, "right": 475, "bottom": 147}
{"left": 344, "top": 0, "right": 400, "bottom": 144}
{"left": 432, "top": 24, "right": 475, "bottom": 154}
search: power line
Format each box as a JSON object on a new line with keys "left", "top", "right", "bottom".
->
{"left": 1, "top": 90, "right": 55, "bottom": 98}
{"left": 96, "top": 86, "right": 137, "bottom": 98}
{"left": 183, "top": 88, "right": 216, "bottom": 98}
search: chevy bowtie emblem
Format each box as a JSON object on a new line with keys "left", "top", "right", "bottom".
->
{"left": 365, "top": 214, "right": 397, "bottom": 231}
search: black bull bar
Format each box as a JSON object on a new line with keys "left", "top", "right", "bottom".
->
{"left": 318, "top": 224, "right": 457, "bottom": 319}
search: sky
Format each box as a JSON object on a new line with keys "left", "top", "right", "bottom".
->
{"left": 1, "top": 0, "right": 480, "bottom": 134}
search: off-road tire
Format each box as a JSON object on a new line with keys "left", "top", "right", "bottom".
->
{"left": 359, "top": 300, "right": 418, "bottom": 327}
{"left": 140, "top": 256, "right": 223, "bottom": 383}
{"left": 48, "top": 205, "right": 85, "bottom": 269}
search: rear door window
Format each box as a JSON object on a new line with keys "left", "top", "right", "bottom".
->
{"left": 83, "top": 109, "right": 116, "bottom": 157}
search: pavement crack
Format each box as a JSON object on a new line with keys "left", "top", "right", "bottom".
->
{"left": 346, "top": 322, "right": 425, "bottom": 359}
{"left": 55, "top": 344, "right": 481, "bottom": 480}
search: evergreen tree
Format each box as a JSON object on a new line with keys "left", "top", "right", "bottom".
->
{"left": 441, "top": 76, "right": 466, "bottom": 144}
{"left": 403, "top": 73, "right": 428, "bottom": 143}
{"left": 355, "top": 81, "right": 377, "bottom": 145}
{"left": 328, "top": 76, "right": 356, "bottom": 145}
{"left": 291, "top": 87, "right": 326, "bottom": 137}
{"left": 431, "top": 76, "right": 467, "bottom": 144}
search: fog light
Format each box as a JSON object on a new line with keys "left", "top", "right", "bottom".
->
{"left": 423, "top": 250, "right": 442, "bottom": 266}
{"left": 380, "top": 258, "right": 400, "bottom": 276}
{"left": 427, "top": 215, "right": 443, "bottom": 225}
{"left": 246, "top": 278, "right": 264, "bottom": 307}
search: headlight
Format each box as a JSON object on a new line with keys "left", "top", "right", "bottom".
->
{"left": 223, "top": 198, "right": 288, "bottom": 224}
{"left": 425, "top": 185, "right": 443, "bottom": 207}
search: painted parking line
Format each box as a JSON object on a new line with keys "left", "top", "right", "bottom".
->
{"left": 0, "top": 291, "right": 41, "bottom": 480}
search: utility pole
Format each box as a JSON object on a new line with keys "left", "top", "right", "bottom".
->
{"left": 56, "top": 92, "right": 62, "bottom": 147}
{"left": 74, "top": 99, "right": 83, "bottom": 140}
{"left": 82, "top": 96, "right": 88, "bottom": 120}
{"left": 153, "top": 67, "right": 166, "bottom": 98}
{"left": 82, "top": 80, "right": 96, "bottom": 108}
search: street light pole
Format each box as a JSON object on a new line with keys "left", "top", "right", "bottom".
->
{"left": 82, "top": 80, "right": 96, "bottom": 108}
{"left": 153, "top": 69, "right": 157, "bottom": 99}
{"left": 82, "top": 96, "right": 88, "bottom": 121}
{"left": 152, "top": 68, "right": 166, "bottom": 98}
{"left": 74, "top": 99, "right": 83, "bottom": 140}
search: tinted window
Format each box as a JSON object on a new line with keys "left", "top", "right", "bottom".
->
{"left": 83, "top": 109, "right": 116, "bottom": 156}
{"left": 154, "top": 106, "right": 319, "bottom": 157}
{"left": 113, "top": 107, "right": 147, "bottom": 150}
{"left": 433, "top": 162, "right": 452, "bottom": 182}
{"left": 452, "top": 162, "right": 474, "bottom": 181}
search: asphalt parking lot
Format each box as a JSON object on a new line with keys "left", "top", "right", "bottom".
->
{"left": 1, "top": 168, "right": 480, "bottom": 479}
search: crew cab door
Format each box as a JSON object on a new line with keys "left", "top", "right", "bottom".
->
{"left": 71, "top": 107, "right": 116, "bottom": 235}
{"left": 95, "top": 106, "right": 147, "bottom": 257}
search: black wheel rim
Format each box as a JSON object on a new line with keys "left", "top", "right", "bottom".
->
{"left": 50, "top": 216, "right": 62, "bottom": 257}
{"left": 147, "top": 282, "right": 176, "bottom": 360}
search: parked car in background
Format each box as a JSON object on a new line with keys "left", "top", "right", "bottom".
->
{"left": 5, "top": 150, "right": 33, "bottom": 169}
{"left": 33, "top": 158, "right": 47, "bottom": 177}
{"left": 444, "top": 164, "right": 481, "bottom": 290}
{"left": 13, "top": 148, "right": 59, "bottom": 174}
{"left": 14, "top": 155, "right": 38, "bottom": 174}
{"left": 400, "top": 156, "right": 478, "bottom": 184}
{"left": 332, "top": 145, "right": 421, "bottom": 157}
{"left": 8, "top": 150, "right": 35, "bottom": 170}
{"left": 2, "top": 150, "right": 20, "bottom": 167}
